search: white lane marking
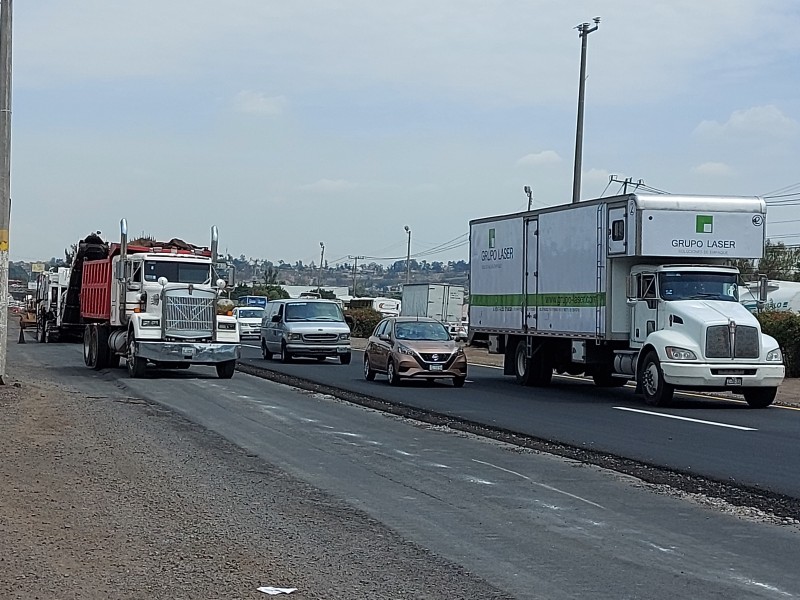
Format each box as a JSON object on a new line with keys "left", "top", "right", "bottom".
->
{"left": 731, "top": 576, "right": 793, "bottom": 597}
{"left": 613, "top": 407, "right": 758, "bottom": 431}
{"left": 472, "top": 459, "right": 605, "bottom": 509}
{"left": 463, "top": 476, "right": 495, "bottom": 485}
{"left": 395, "top": 450, "right": 417, "bottom": 457}
{"left": 644, "top": 541, "right": 676, "bottom": 554}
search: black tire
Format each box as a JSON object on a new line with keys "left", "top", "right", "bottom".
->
{"left": 126, "top": 334, "right": 147, "bottom": 378}
{"left": 261, "top": 339, "right": 273, "bottom": 360}
{"left": 386, "top": 360, "right": 400, "bottom": 386}
{"left": 281, "top": 342, "right": 293, "bottom": 364}
{"left": 592, "top": 369, "right": 628, "bottom": 388}
{"left": 215, "top": 360, "right": 236, "bottom": 379}
{"left": 743, "top": 387, "right": 777, "bottom": 409}
{"left": 339, "top": 352, "right": 352, "bottom": 365}
{"left": 37, "top": 317, "right": 46, "bottom": 343}
{"left": 453, "top": 376, "right": 466, "bottom": 388}
{"left": 83, "top": 325, "right": 95, "bottom": 368}
{"left": 514, "top": 340, "right": 552, "bottom": 387}
{"left": 364, "top": 356, "right": 376, "bottom": 381}
{"left": 94, "top": 326, "right": 110, "bottom": 370}
{"left": 639, "top": 351, "right": 674, "bottom": 407}
{"left": 107, "top": 354, "right": 122, "bottom": 369}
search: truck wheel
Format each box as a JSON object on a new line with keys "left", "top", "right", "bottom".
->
{"left": 93, "top": 326, "right": 110, "bottom": 370}
{"left": 339, "top": 352, "right": 352, "bottom": 365}
{"left": 261, "top": 340, "right": 273, "bottom": 360}
{"left": 281, "top": 342, "right": 293, "bottom": 363}
{"left": 743, "top": 387, "right": 777, "bottom": 409}
{"left": 592, "top": 369, "right": 628, "bottom": 388}
{"left": 83, "top": 326, "right": 95, "bottom": 368}
{"left": 126, "top": 336, "right": 147, "bottom": 378}
{"left": 639, "top": 352, "right": 674, "bottom": 407}
{"left": 37, "top": 318, "right": 46, "bottom": 343}
{"left": 514, "top": 340, "right": 552, "bottom": 387}
{"left": 215, "top": 360, "right": 236, "bottom": 379}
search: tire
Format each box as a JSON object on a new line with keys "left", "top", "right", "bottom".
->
{"left": 37, "top": 317, "right": 46, "bottom": 343}
{"left": 743, "top": 387, "right": 777, "bottom": 409}
{"left": 83, "top": 325, "right": 95, "bottom": 368}
{"left": 281, "top": 342, "right": 293, "bottom": 364}
{"left": 453, "top": 376, "right": 466, "bottom": 388}
{"left": 126, "top": 334, "right": 147, "bottom": 378}
{"left": 514, "top": 340, "right": 552, "bottom": 387}
{"left": 364, "top": 356, "right": 376, "bottom": 381}
{"left": 94, "top": 326, "right": 110, "bottom": 370}
{"left": 215, "top": 360, "right": 236, "bottom": 379}
{"left": 592, "top": 369, "right": 628, "bottom": 388}
{"left": 386, "top": 360, "right": 400, "bottom": 386}
{"left": 639, "top": 351, "right": 674, "bottom": 407}
{"left": 261, "top": 340, "right": 273, "bottom": 360}
{"left": 339, "top": 352, "right": 352, "bottom": 365}
{"left": 107, "top": 354, "right": 122, "bottom": 369}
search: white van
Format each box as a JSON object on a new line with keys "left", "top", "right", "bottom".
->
{"left": 260, "top": 299, "right": 352, "bottom": 364}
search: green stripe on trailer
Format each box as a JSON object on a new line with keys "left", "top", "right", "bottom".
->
{"left": 469, "top": 294, "right": 525, "bottom": 307}
{"left": 470, "top": 293, "right": 606, "bottom": 308}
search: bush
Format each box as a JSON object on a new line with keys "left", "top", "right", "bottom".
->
{"left": 757, "top": 311, "right": 800, "bottom": 377}
{"left": 346, "top": 308, "right": 383, "bottom": 338}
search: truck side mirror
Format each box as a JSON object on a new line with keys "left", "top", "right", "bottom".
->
{"left": 758, "top": 276, "right": 769, "bottom": 304}
{"left": 626, "top": 275, "right": 637, "bottom": 301}
{"left": 271, "top": 314, "right": 281, "bottom": 323}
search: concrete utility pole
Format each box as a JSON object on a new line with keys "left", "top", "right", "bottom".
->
{"left": 348, "top": 255, "right": 364, "bottom": 297}
{"left": 571, "top": 16, "right": 600, "bottom": 205}
{"left": 316, "top": 242, "right": 325, "bottom": 293}
{"left": 0, "top": 0, "right": 13, "bottom": 385}
{"left": 524, "top": 185, "right": 533, "bottom": 211}
{"left": 404, "top": 225, "right": 412, "bottom": 285}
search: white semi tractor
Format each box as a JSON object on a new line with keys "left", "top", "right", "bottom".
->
{"left": 469, "top": 193, "right": 785, "bottom": 408}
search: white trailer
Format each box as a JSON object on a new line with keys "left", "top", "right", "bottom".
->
{"left": 34, "top": 267, "right": 71, "bottom": 342}
{"left": 401, "top": 283, "right": 465, "bottom": 325}
{"left": 469, "top": 193, "right": 785, "bottom": 408}
{"left": 740, "top": 280, "right": 800, "bottom": 313}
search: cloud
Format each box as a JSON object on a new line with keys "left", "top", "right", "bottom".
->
{"left": 692, "top": 161, "right": 734, "bottom": 176}
{"left": 233, "top": 91, "right": 287, "bottom": 116}
{"left": 693, "top": 105, "right": 800, "bottom": 139}
{"left": 516, "top": 150, "right": 562, "bottom": 167}
{"left": 298, "top": 179, "right": 358, "bottom": 193}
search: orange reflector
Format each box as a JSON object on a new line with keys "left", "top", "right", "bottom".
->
{"left": 226, "top": 311, "right": 233, "bottom": 316}
{"left": 133, "top": 308, "right": 141, "bottom": 313}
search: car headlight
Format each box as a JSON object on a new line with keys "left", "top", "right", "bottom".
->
{"left": 141, "top": 319, "right": 160, "bottom": 327}
{"left": 339, "top": 333, "right": 350, "bottom": 341}
{"left": 397, "top": 344, "right": 414, "bottom": 356}
{"left": 455, "top": 347, "right": 464, "bottom": 355}
{"left": 766, "top": 348, "right": 783, "bottom": 362}
{"left": 665, "top": 346, "right": 697, "bottom": 360}
{"left": 218, "top": 322, "right": 237, "bottom": 330}
{"left": 288, "top": 333, "right": 302, "bottom": 341}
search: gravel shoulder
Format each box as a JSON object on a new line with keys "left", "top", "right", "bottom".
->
{"left": 1, "top": 320, "right": 509, "bottom": 600}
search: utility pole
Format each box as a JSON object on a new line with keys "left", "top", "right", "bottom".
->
{"left": 348, "top": 255, "right": 364, "bottom": 296}
{"left": 523, "top": 185, "right": 533, "bottom": 211}
{"left": 0, "top": 0, "right": 13, "bottom": 385}
{"left": 316, "top": 241, "right": 325, "bottom": 293}
{"left": 571, "top": 16, "right": 600, "bottom": 205}
{"left": 404, "top": 225, "right": 412, "bottom": 285}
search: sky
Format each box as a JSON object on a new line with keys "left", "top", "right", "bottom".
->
{"left": 9, "top": 0, "right": 800, "bottom": 267}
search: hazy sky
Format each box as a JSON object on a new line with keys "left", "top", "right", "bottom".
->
{"left": 10, "top": 1, "right": 800, "bottom": 266}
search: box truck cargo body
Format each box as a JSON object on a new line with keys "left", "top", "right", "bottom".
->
{"left": 469, "top": 193, "right": 785, "bottom": 408}
{"left": 401, "top": 283, "right": 465, "bottom": 324}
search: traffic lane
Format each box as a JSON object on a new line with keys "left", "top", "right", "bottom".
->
{"left": 105, "top": 366, "right": 800, "bottom": 600}
{"left": 240, "top": 345, "right": 800, "bottom": 498}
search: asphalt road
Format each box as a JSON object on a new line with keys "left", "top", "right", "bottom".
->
{"left": 16, "top": 339, "right": 800, "bottom": 599}
{"left": 239, "top": 342, "right": 800, "bottom": 499}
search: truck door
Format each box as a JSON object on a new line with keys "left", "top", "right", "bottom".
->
{"left": 630, "top": 273, "right": 659, "bottom": 347}
{"left": 524, "top": 219, "right": 538, "bottom": 331}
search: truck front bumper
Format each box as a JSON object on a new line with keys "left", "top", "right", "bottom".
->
{"left": 285, "top": 343, "right": 351, "bottom": 358}
{"left": 660, "top": 362, "right": 785, "bottom": 389}
{"left": 136, "top": 341, "right": 241, "bottom": 364}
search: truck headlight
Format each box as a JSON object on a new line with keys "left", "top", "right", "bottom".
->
{"left": 218, "top": 322, "right": 236, "bottom": 330}
{"left": 141, "top": 319, "right": 160, "bottom": 327}
{"left": 397, "top": 344, "right": 414, "bottom": 356}
{"left": 288, "top": 333, "right": 302, "bottom": 341}
{"left": 665, "top": 346, "right": 696, "bottom": 360}
{"left": 766, "top": 348, "right": 783, "bottom": 362}
{"left": 339, "top": 333, "right": 350, "bottom": 341}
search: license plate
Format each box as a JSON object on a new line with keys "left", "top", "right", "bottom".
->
{"left": 430, "top": 364, "right": 443, "bottom": 371}
{"left": 182, "top": 347, "right": 195, "bottom": 357}
{"left": 336, "top": 347, "right": 348, "bottom": 354}
{"left": 725, "top": 377, "right": 742, "bottom": 386}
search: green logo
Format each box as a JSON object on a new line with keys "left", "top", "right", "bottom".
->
{"left": 696, "top": 215, "right": 713, "bottom": 234}
{"left": 488, "top": 228, "right": 496, "bottom": 248}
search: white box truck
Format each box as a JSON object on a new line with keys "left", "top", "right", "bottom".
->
{"left": 469, "top": 193, "right": 785, "bottom": 408}
{"left": 402, "top": 283, "right": 465, "bottom": 325}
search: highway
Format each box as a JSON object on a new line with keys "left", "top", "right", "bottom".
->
{"left": 18, "top": 339, "right": 800, "bottom": 599}
{"left": 239, "top": 342, "right": 800, "bottom": 499}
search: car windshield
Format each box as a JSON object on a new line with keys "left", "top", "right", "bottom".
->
{"left": 285, "top": 302, "right": 344, "bottom": 322}
{"left": 237, "top": 309, "right": 264, "bottom": 319}
{"left": 395, "top": 321, "right": 450, "bottom": 341}
{"left": 144, "top": 261, "right": 210, "bottom": 284}
{"left": 659, "top": 272, "right": 739, "bottom": 302}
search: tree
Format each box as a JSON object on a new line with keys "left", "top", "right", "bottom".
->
{"left": 733, "top": 241, "right": 800, "bottom": 282}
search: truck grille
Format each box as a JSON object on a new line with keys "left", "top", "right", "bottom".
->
{"left": 705, "top": 325, "right": 759, "bottom": 359}
{"left": 164, "top": 291, "right": 214, "bottom": 339}
{"left": 303, "top": 333, "right": 338, "bottom": 343}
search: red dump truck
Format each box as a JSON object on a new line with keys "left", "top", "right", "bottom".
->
{"left": 76, "top": 219, "right": 240, "bottom": 378}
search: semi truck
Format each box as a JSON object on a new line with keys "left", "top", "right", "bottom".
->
{"left": 33, "top": 267, "right": 71, "bottom": 342}
{"left": 76, "top": 219, "right": 240, "bottom": 378}
{"left": 469, "top": 193, "right": 785, "bottom": 408}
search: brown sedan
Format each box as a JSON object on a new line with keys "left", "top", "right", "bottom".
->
{"left": 364, "top": 317, "right": 467, "bottom": 387}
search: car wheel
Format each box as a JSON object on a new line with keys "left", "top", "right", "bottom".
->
{"left": 640, "top": 351, "right": 674, "bottom": 407}
{"left": 364, "top": 356, "right": 376, "bottom": 381}
{"left": 453, "top": 376, "right": 466, "bottom": 388}
{"left": 386, "top": 360, "right": 400, "bottom": 386}
{"left": 261, "top": 340, "right": 273, "bottom": 360}
{"left": 281, "top": 342, "right": 293, "bottom": 364}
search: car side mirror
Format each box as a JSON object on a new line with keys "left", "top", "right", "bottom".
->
{"left": 271, "top": 314, "right": 281, "bottom": 323}
{"left": 378, "top": 334, "right": 390, "bottom": 342}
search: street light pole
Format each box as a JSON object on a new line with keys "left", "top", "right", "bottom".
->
{"left": 524, "top": 185, "right": 533, "bottom": 211}
{"left": 571, "top": 17, "right": 600, "bottom": 205}
{"left": 316, "top": 241, "right": 325, "bottom": 293}
{"left": 0, "top": 0, "right": 13, "bottom": 384}
{"left": 404, "top": 225, "right": 412, "bottom": 285}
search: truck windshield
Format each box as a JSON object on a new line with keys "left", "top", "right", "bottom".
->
{"left": 285, "top": 302, "right": 345, "bottom": 322}
{"left": 659, "top": 272, "right": 739, "bottom": 302}
{"left": 144, "top": 261, "right": 210, "bottom": 285}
